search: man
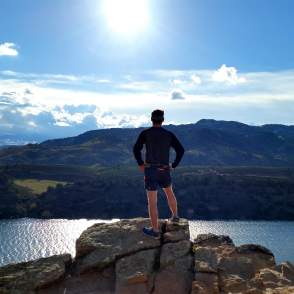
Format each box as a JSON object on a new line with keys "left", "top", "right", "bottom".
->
{"left": 133, "top": 109, "right": 185, "bottom": 239}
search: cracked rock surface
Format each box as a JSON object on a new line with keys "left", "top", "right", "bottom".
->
{"left": 0, "top": 218, "right": 293, "bottom": 294}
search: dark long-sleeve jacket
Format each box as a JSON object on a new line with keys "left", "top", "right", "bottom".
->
{"left": 133, "top": 126, "right": 185, "bottom": 168}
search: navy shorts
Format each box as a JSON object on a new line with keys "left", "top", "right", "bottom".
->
{"left": 144, "top": 166, "right": 172, "bottom": 191}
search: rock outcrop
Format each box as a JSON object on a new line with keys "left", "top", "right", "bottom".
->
{"left": 191, "top": 233, "right": 294, "bottom": 294}
{"left": 0, "top": 218, "right": 293, "bottom": 294}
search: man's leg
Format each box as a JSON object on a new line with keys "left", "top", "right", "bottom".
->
{"left": 147, "top": 190, "right": 160, "bottom": 232}
{"left": 163, "top": 185, "right": 178, "bottom": 217}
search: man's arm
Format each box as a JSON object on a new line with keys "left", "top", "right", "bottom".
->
{"left": 170, "top": 133, "right": 185, "bottom": 168}
{"left": 133, "top": 131, "right": 145, "bottom": 166}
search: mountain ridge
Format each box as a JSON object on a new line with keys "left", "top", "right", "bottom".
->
{"left": 1, "top": 119, "right": 294, "bottom": 167}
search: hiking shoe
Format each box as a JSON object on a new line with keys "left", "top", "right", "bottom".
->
{"left": 168, "top": 216, "right": 180, "bottom": 224}
{"left": 142, "top": 227, "right": 160, "bottom": 239}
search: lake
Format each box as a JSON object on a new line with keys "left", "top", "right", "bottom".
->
{"left": 0, "top": 218, "right": 293, "bottom": 266}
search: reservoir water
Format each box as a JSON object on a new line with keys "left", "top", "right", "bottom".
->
{"left": 0, "top": 218, "right": 293, "bottom": 266}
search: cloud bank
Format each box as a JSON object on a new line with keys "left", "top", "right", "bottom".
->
{"left": 1, "top": 65, "right": 294, "bottom": 144}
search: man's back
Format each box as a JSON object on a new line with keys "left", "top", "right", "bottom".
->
{"left": 133, "top": 109, "right": 184, "bottom": 239}
{"left": 133, "top": 126, "right": 184, "bottom": 168}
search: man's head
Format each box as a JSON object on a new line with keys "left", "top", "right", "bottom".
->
{"left": 151, "top": 109, "right": 164, "bottom": 125}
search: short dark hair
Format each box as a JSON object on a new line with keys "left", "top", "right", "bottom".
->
{"left": 151, "top": 109, "right": 164, "bottom": 124}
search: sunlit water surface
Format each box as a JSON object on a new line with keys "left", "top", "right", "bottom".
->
{"left": 0, "top": 218, "right": 118, "bottom": 266}
{"left": 0, "top": 218, "right": 293, "bottom": 266}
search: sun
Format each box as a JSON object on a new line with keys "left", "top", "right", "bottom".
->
{"left": 102, "top": 0, "right": 150, "bottom": 36}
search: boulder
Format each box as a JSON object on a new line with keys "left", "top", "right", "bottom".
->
{"left": 193, "top": 233, "right": 234, "bottom": 247}
{"left": 163, "top": 218, "right": 190, "bottom": 243}
{"left": 218, "top": 244, "right": 275, "bottom": 280}
{"left": 160, "top": 240, "right": 192, "bottom": 267}
{"left": 0, "top": 254, "right": 71, "bottom": 294}
{"left": 268, "top": 286, "right": 294, "bottom": 293}
{"left": 237, "top": 244, "right": 274, "bottom": 257}
{"left": 218, "top": 274, "right": 250, "bottom": 293}
{"left": 39, "top": 266, "right": 115, "bottom": 294}
{"left": 274, "top": 262, "right": 294, "bottom": 282}
{"left": 153, "top": 240, "right": 193, "bottom": 294}
{"left": 194, "top": 246, "right": 218, "bottom": 273}
{"left": 192, "top": 234, "right": 294, "bottom": 294}
{"left": 257, "top": 268, "right": 292, "bottom": 288}
{"left": 218, "top": 254, "right": 274, "bottom": 280}
{"left": 75, "top": 218, "right": 161, "bottom": 273}
{"left": 115, "top": 248, "right": 158, "bottom": 294}
{"left": 191, "top": 272, "right": 219, "bottom": 294}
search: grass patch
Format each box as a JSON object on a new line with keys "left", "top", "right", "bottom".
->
{"left": 14, "top": 179, "right": 68, "bottom": 195}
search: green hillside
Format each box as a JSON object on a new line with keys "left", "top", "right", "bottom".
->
{"left": 1, "top": 120, "right": 294, "bottom": 167}
{"left": 1, "top": 164, "right": 294, "bottom": 220}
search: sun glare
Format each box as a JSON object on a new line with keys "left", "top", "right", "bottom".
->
{"left": 102, "top": 0, "right": 150, "bottom": 36}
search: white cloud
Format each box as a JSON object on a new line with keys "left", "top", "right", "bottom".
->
{"left": 191, "top": 74, "right": 202, "bottom": 85}
{"left": 212, "top": 64, "right": 246, "bottom": 85}
{"left": 54, "top": 121, "right": 71, "bottom": 127}
{"left": 28, "top": 121, "right": 37, "bottom": 127}
{"left": 96, "top": 79, "right": 111, "bottom": 84}
{"left": 0, "top": 43, "right": 18, "bottom": 57}
{"left": 171, "top": 75, "right": 201, "bottom": 87}
{"left": 170, "top": 89, "right": 186, "bottom": 100}
{"left": 172, "top": 79, "right": 184, "bottom": 86}
{"left": 93, "top": 111, "right": 149, "bottom": 128}
{"left": 0, "top": 70, "right": 112, "bottom": 88}
{"left": 118, "top": 81, "right": 153, "bottom": 91}
{"left": 1, "top": 70, "right": 18, "bottom": 76}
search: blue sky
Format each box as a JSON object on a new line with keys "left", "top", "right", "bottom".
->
{"left": 1, "top": 0, "right": 294, "bottom": 143}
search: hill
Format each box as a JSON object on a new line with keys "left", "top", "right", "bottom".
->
{"left": 0, "top": 119, "right": 294, "bottom": 166}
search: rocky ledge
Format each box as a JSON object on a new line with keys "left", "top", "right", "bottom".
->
{"left": 0, "top": 218, "right": 293, "bottom": 294}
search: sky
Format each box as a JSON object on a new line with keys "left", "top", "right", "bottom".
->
{"left": 1, "top": 0, "right": 294, "bottom": 144}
